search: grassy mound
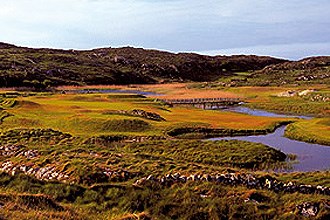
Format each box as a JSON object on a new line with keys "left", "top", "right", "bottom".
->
{"left": 124, "top": 140, "right": 287, "bottom": 170}
{"left": 0, "top": 110, "right": 12, "bottom": 123}
{"left": 103, "top": 109, "right": 166, "bottom": 121}
{"left": 0, "top": 98, "right": 17, "bottom": 109}
{"left": 64, "top": 118, "right": 152, "bottom": 133}
{"left": 0, "top": 128, "right": 72, "bottom": 145}
{"left": 101, "top": 119, "right": 151, "bottom": 132}
{"left": 166, "top": 122, "right": 288, "bottom": 139}
{"left": 285, "top": 119, "right": 330, "bottom": 146}
{"left": 17, "top": 100, "right": 42, "bottom": 109}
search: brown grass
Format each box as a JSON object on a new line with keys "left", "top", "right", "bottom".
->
{"left": 118, "top": 212, "right": 151, "bottom": 220}
{"left": 57, "top": 83, "right": 240, "bottom": 99}
{"left": 164, "top": 108, "right": 289, "bottom": 129}
{"left": 137, "top": 83, "right": 239, "bottom": 99}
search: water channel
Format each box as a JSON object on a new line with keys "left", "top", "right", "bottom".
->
{"left": 210, "top": 106, "right": 330, "bottom": 172}
{"left": 64, "top": 88, "right": 162, "bottom": 96}
{"left": 221, "top": 106, "right": 312, "bottom": 119}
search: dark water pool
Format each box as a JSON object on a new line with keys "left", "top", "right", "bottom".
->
{"left": 209, "top": 106, "right": 329, "bottom": 172}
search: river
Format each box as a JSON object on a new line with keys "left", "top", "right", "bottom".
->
{"left": 210, "top": 106, "right": 330, "bottom": 172}
{"left": 221, "top": 106, "right": 312, "bottom": 119}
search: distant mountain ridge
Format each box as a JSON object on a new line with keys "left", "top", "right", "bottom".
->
{"left": 0, "top": 42, "right": 328, "bottom": 88}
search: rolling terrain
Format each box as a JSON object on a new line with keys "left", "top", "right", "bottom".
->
{"left": 0, "top": 86, "right": 329, "bottom": 219}
{"left": 0, "top": 43, "right": 329, "bottom": 219}
{"left": 1, "top": 42, "right": 330, "bottom": 90}
{"left": 0, "top": 42, "right": 285, "bottom": 88}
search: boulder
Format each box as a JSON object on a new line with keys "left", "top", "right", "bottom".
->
{"left": 296, "top": 202, "right": 319, "bottom": 217}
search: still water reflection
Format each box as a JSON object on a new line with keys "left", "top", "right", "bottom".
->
{"left": 210, "top": 106, "right": 329, "bottom": 172}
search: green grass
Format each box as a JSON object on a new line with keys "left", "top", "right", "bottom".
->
{"left": 231, "top": 87, "right": 330, "bottom": 116}
{"left": 285, "top": 118, "right": 330, "bottom": 145}
{"left": 0, "top": 89, "right": 329, "bottom": 219}
{"left": 190, "top": 84, "right": 330, "bottom": 116}
{"left": 0, "top": 172, "right": 330, "bottom": 220}
{"left": 123, "top": 140, "right": 287, "bottom": 170}
{"left": 0, "top": 92, "right": 291, "bottom": 138}
{"left": 165, "top": 121, "right": 289, "bottom": 139}
{"left": 0, "top": 119, "right": 315, "bottom": 219}
{"left": 0, "top": 111, "right": 12, "bottom": 123}
{"left": 246, "top": 96, "right": 330, "bottom": 117}
{"left": 0, "top": 98, "right": 17, "bottom": 109}
{"left": 0, "top": 131, "right": 289, "bottom": 185}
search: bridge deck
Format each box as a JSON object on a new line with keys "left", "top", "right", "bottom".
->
{"left": 159, "top": 97, "right": 241, "bottom": 104}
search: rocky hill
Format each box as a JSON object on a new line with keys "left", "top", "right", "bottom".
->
{"left": 0, "top": 43, "right": 285, "bottom": 88}
{"left": 244, "top": 56, "right": 330, "bottom": 86}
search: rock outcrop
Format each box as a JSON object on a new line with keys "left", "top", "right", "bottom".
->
{"left": 296, "top": 202, "right": 319, "bottom": 217}
{"left": 133, "top": 172, "right": 330, "bottom": 196}
{"left": 104, "top": 109, "right": 166, "bottom": 121}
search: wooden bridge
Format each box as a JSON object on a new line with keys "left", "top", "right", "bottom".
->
{"left": 158, "top": 97, "right": 242, "bottom": 109}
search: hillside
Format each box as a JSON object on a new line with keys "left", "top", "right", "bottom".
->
{"left": 243, "top": 56, "right": 330, "bottom": 86}
{"left": 0, "top": 43, "right": 285, "bottom": 88}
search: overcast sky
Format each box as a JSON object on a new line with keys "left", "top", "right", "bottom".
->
{"left": 1, "top": 0, "right": 329, "bottom": 60}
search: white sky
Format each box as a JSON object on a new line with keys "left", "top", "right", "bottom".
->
{"left": 0, "top": 0, "right": 329, "bottom": 60}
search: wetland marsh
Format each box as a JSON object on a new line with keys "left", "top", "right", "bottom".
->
{"left": 0, "top": 84, "right": 329, "bottom": 219}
